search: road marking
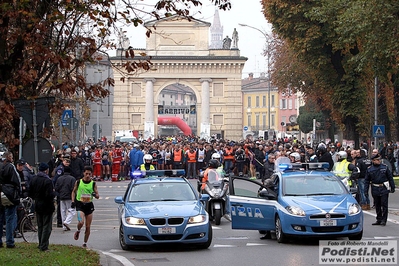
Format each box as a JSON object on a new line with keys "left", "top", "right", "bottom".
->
{"left": 213, "top": 244, "right": 237, "bottom": 248}
{"left": 246, "top": 243, "right": 268, "bottom": 246}
{"left": 363, "top": 210, "right": 399, "bottom": 225}
{"left": 215, "top": 236, "right": 249, "bottom": 240}
{"left": 102, "top": 251, "right": 135, "bottom": 266}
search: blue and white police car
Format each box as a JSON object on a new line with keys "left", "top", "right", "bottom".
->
{"left": 115, "top": 170, "right": 212, "bottom": 249}
{"left": 229, "top": 162, "right": 363, "bottom": 243}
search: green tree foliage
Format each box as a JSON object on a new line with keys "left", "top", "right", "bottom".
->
{"left": 297, "top": 103, "right": 326, "bottom": 134}
{"left": 0, "top": 0, "right": 231, "bottom": 146}
{"left": 262, "top": 0, "right": 399, "bottom": 144}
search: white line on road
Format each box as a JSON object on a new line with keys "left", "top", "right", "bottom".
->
{"left": 102, "top": 251, "right": 135, "bottom": 266}
{"left": 363, "top": 210, "right": 399, "bottom": 225}
{"left": 246, "top": 243, "right": 268, "bottom": 246}
{"left": 213, "top": 244, "right": 238, "bottom": 248}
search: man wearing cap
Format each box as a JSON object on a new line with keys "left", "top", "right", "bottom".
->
{"left": 365, "top": 154, "right": 395, "bottom": 226}
{"left": 55, "top": 166, "right": 76, "bottom": 231}
{"left": 29, "top": 162, "right": 56, "bottom": 251}
{"left": 15, "top": 159, "right": 34, "bottom": 198}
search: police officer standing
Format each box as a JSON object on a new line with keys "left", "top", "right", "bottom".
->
{"left": 364, "top": 153, "right": 395, "bottom": 226}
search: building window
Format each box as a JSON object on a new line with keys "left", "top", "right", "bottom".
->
{"left": 255, "top": 114, "right": 259, "bottom": 128}
{"left": 247, "top": 114, "right": 251, "bottom": 127}
{"left": 271, "top": 114, "right": 275, "bottom": 127}
{"left": 271, "top": 95, "right": 275, "bottom": 107}
{"left": 131, "top": 82, "right": 141, "bottom": 96}
{"left": 213, "top": 114, "right": 223, "bottom": 124}
{"left": 263, "top": 96, "right": 266, "bottom": 107}
{"left": 288, "top": 99, "right": 293, "bottom": 109}
{"left": 247, "top": 96, "right": 251, "bottom": 108}
{"left": 213, "top": 82, "right": 224, "bottom": 97}
{"left": 263, "top": 114, "right": 266, "bottom": 128}
{"left": 256, "top": 96, "right": 259, "bottom": 107}
{"left": 162, "top": 101, "right": 165, "bottom": 105}
{"left": 131, "top": 114, "right": 141, "bottom": 124}
{"left": 280, "top": 99, "right": 287, "bottom": 109}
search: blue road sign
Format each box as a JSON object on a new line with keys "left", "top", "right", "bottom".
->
{"left": 61, "top": 110, "right": 73, "bottom": 126}
{"left": 372, "top": 125, "right": 385, "bottom": 138}
{"left": 243, "top": 126, "right": 248, "bottom": 131}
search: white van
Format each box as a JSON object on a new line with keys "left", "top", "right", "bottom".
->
{"left": 119, "top": 136, "right": 137, "bottom": 143}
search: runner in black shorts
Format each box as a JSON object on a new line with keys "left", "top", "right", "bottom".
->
{"left": 71, "top": 166, "right": 99, "bottom": 248}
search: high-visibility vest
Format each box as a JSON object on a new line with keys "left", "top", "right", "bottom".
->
{"left": 140, "top": 164, "right": 155, "bottom": 171}
{"left": 173, "top": 150, "right": 182, "bottom": 162}
{"left": 224, "top": 148, "right": 234, "bottom": 160}
{"left": 187, "top": 150, "right": 197, "bottom": 163}
{"left": 333, "top": 160, "right": 351, "bottom": 178}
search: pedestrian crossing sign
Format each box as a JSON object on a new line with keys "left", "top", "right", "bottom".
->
{"left": 372, "top": 125, "right": 385, "bottom": 138}
{"left": 61, "top": 110, "right": 73, "bottom": 126}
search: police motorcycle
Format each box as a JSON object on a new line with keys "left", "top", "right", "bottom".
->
{"left": 199, "top": 160, "right": 229, "bottom": 225}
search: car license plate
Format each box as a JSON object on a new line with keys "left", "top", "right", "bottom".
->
{"left": 158, "top": 227, "right": 176, "bottom": 234}
{"left": 320, "top": 220, "right": 337, "bottom": 226}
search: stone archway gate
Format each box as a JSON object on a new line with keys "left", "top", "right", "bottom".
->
{"left": 110, "top": 16, "right": 247, "bottom": 140}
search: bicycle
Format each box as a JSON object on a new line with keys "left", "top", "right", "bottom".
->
{"left": 19, "top": 197, "right": 38, "bottom": 243}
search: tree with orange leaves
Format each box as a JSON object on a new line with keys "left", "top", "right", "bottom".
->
{"left": 0, "top": 0, "right": 231, "bottom": 147}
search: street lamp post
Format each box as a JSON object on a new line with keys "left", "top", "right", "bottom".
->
{"left": 239, "top": 23, "right": 273, "bottom": 138}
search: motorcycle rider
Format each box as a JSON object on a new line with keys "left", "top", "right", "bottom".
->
{"left": 211, "top": 153, "right": 225, "bottom": 176}
{"left": 140, "top": 154, "right": 155, "bottom": 171}
{"left": 332, "top": 151, "right": 357, "bottom": 189}
{"left": 200, "top": 159, "right": 231, "bottom": 222}
{"left": 201, "top": 159, "right": 220, "bottom": 191}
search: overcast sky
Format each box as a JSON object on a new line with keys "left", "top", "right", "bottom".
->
{"left": 123, "top": 0, "right": 272, "bottom": 78}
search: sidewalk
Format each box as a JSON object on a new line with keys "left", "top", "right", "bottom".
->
{"left": 98, "top": 252, "right": 124, "bottom": 266}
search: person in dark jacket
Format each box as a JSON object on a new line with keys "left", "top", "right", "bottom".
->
{"left": 54, "top": 166, "right": 76, "bottom": 231}
{"left": 70, "top": 150, "right": 84, "bottom": 180}
{"left": 52, "top": 154, "right": 71, "bottom": 227}
{"left": 28, "top": 163, "right": 56, "bottom": 251}
{"left": 0, "top": 151, "right": 21, "bottom": 248}
{"left": 364, "top": 154, "right": 395, "bottom": 226}
{"left": 356, "top": 149, "right": 372, "bottom": 210}
{"left": 263, "top": 153, "right": 275, "bottom": 185}
{"left": 317, "top": 145, "right": 334, "bottom": 171}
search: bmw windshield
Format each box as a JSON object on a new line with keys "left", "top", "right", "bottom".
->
{"left": 283, "top": 174, "right": 347, "bottom": 196}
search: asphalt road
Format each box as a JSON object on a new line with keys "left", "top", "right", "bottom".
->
{"left": 18, "top": 180, "right": 399, "bottom": 266}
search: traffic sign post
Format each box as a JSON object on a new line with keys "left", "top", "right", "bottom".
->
{"left": 372, "top": 125, "right": 385, "bottom": 138}
{"left": 61, "top": 110, "right": 73, "bottom": 126}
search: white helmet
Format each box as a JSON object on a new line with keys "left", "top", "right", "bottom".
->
{"left": 338, "top": 151, "right": 347, "bottom": 159}
{"left": 290, "top": 152, "right": 300, "bottom": 161}
{"left": 143, "top": 154, "right": 153, "bottom": 163}
{"left": 211, "top": 153, "right": 221, "bottom": 160}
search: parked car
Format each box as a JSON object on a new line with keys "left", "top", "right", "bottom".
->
{"left": 229, "top": 162, "right": 363, "bottom": 243}
{"left": 114, "top": 170, "right": 212, "bottom": 249}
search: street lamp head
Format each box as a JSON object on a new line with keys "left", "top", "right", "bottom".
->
{"left": 238, "top": 23, "right": 248, "bottom": 27}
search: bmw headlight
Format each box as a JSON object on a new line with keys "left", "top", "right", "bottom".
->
{"left": 286, "top": 206, "right": 306, "bottom": 216}
{"left": 126, "top": 217, "right": 145, "bottom": 225}
{"left": 188, "top": 214, "right": 206, "bottom": 224}
{"left": 348, "top": 203, "right": 361, "bottom": 215}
